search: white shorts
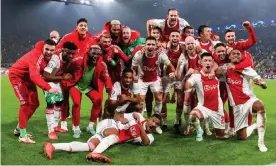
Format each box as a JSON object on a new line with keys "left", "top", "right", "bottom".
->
{"left": 87, "top": 119, "right": 118, "bottom": 142}
{"left": 139, "top": 78, "right": 163, "bottom": 95}
{"left": 162, "top": 76, "right": 183, "bottom": 93}
{"left": 195, "top": 105, "right": 225, "bottom": 129}
{"left": 233, "top": 97, "right": 260, "bottom": 132}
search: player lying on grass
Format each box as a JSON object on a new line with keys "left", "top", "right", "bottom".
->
{"left": 43, "top": 112, "right": 162, "bottom": 163}
{"left": 103, "top": 67, "right": 142, "bottom": 119}
{"left": 216, "top": 48, "right": 268, "bottom": 152}
{"left": 183, "top": 52, "right": 228, "bottom": 141}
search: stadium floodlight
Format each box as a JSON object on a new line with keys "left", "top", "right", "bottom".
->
{"left": 102, "top": 0, "right": 114, "bottom": 3}
{"left": 85, "top": 0, "right": 90, "bottom": 4}
{"left": 80, "top": 0, "right": 85, "bottom": 4}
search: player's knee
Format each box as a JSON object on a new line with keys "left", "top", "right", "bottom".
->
{"left": 29, "top": 100, "right": 40, "bottom": 109}
{"left": 155, "top": 94, "right": 163, "bottom": 103}
{"left": 253, "top": 101, "right": 265, "bottom": 114}
{"left": 237, "top": 129, "right": 247, "bottom": 140}
{"left": 190, "top": 110, "right": 203, "bottom": 120}
{"left": 73, "top": 102, "right": 81, "bottom": 109}
{"left": 237, "top": 135, "right": 247, "bottom": 140}
{"left": 94, "top": 97, "right": 102, "bottom": 106}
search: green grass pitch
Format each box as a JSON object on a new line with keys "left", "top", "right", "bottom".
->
{"left": 1, "top": 76, "right": 276, "bottom": 165}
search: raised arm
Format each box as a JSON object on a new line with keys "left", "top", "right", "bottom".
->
{"left": 146, "top": 19, "right": 153, "bottom": 37}
{"left": 236, "top": 21, "right": 257, "bottom": 50}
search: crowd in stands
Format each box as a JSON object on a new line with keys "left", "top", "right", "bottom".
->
{"left": 1, "top": 25, "right": 276, "bottom": 77}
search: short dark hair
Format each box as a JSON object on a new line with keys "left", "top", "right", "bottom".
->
{"left": 214, "top": 43, "right": 226, "bottom": 50}
{"left": 168, "top": 8, "right": 177, "bottom": 14}
{"left": 146, "top": 36, "right": 157, "bottom": 42}
{"left": 77, "top": 18, "right": 88, "bottom": 25}
{"left": 170, "top": 30, "right": 180, "bottom": 35}
{"left": 200, "top": 52, "right": 213, "bottom": 59}
{"left": 123, "top": 67, "right": 133, "bottom": 75}
{"left": 183, "top": 26, "right": 194, "bottom": 32}
{"left": 151, "top": 114, "right": 162, "bottom": 124}
{"left": 63, "top": 42, "right": 78, "bottom": 50}
{"left": 44, "top": 39, "right": 56, "bottom": 46}
{"left": 198, "top": 25, "right": 209, "bottom": 36}
{"left": 224, "top": 29, "right": 234, "bottom": 35}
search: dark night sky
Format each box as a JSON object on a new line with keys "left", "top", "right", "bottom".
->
{"left": 1, "top": 0, "right": 276, "bottom": 66}
{"left": 2, "top": 0, "right": 276, "bottom": 39}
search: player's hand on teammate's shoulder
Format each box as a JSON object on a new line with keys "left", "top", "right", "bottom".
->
{"left": 227, "top": 63, "right": 235, "bottom": 70}
{"left": 195, "top": 45, "right": 202, "bottom": 54}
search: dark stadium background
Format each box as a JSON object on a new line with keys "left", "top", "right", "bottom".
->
{"left": 1, "top": 0, "right": 276, "bottom": 76}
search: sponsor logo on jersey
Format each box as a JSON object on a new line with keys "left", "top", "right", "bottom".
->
{"left": 227, "top": 78, "right": 242, "bottom": 85}
{"left": 204, "top": 84, "right": 218, "bottom": 91}
{"left": 143, "top": 66, "right": 157, "bottom": 71}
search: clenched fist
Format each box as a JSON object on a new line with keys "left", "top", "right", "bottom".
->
{"left": 242, "top": 21, "right": 251, "bottom": 27}
{"left": 63, "top": 73, "right": 72, "bottom": 80}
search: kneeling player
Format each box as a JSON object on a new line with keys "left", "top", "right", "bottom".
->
{"left": 216, "top": 49, "right": 267, "bottom": 152}
{"left": 184, "top": 53, "right": 227, "bottom": 141}
{"left": 43, "top": 112, "right": 162, "bottom": 163}
{"left": 103, "top": 68, "right": 142, "bottom": 118}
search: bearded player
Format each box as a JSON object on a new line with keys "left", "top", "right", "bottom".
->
{"left": 212, "top": 43, "right": 231, "bottom": 135}
{"left": 9, "top": 39, "right": 59, "bottom": 144}
{"left": 99, "top": 34, "right": 130, "bottom": 84}
{"left": 184, "top": 53, "right": 227, "bottom": 141}
{"left": 44, "top": 112, "right": 162, "bottom": 163}
{"left": 103, "top": 68, "right": 142, "bottom": 118}
{"left": 216, "top": 49, "right": 267, "bottom": 152}
{"left": 94, "top": 20, "right": 140, "bottom": 45}
{"left": 131, "top": 36, "right": 176, "bottom": 134}
{"left": 176, "top": 36, "right": 202, "bottom": 134}
{"left": 42, "top": 42, "right": 78, "bottom": 140}
{"left": 147, "top": 8, "right": 190, "bottom": 42}
{"left": 161, "top": 30, "right": 184, "bottom": 130}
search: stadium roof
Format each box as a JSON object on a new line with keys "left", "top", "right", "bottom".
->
{"left": 51, "top": 0, "right": 115, "bottom": 6}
